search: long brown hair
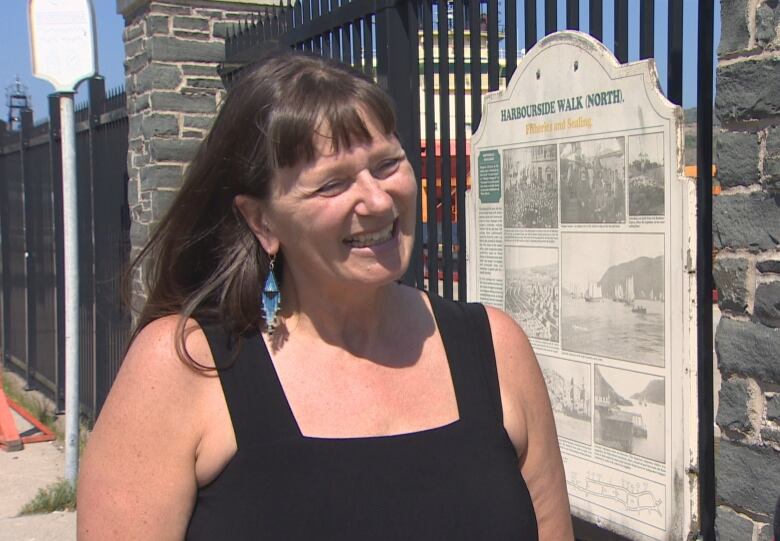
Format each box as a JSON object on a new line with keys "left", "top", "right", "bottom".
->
{"left": 129, "top": 51, "right": 397, "bottom": 369}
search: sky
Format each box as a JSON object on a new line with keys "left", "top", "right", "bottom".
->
{"left": 1, "top": 0, "right": 719, "bottom": 123}
{"left": 2, "top": 1, "right": 125, "bottom": 122}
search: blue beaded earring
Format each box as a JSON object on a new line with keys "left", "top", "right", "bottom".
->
{"left": 262, "top": 254, "right": 281, "bottom": 335}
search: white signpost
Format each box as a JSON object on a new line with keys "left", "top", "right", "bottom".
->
{"left": 28, "top": 0, "right": 97, "bottom": 484}
{"left": 467, "top": 32, "right": 698, "bottom": 540}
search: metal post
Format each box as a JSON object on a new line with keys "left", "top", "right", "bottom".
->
{"left": 60, "top": 92, "right": 80, "bottom": 484}
{"left": 696, "top": 0, "right": 715, "bottom": 537}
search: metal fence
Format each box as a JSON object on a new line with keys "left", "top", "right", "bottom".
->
{"left": 220, "top": 0, "right": 715, "bottom": 538}
{"left": 0, "top": 76, "right": 130, "bottom": 421}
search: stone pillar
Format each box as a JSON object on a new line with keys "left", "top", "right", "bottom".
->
{"left": 713, "top": 1, "right": 780, "bottom": 539}
{"left": 117, "top": 0, "right": 277, "bottom": 303}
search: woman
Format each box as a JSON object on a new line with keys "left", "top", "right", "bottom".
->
{"left": 78, "top": 51, "right": 573, "bottom": 540}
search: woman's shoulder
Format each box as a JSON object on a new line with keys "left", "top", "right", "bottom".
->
{"left": 129, "top": 314, "right": 217, "bottom": 375}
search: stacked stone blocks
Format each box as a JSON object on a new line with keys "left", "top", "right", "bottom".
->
{"left": 714, "top": 0, "right": 780, "bottom": 538}
{"left": 121, "top": 0, "right": 274, "bottom": 301}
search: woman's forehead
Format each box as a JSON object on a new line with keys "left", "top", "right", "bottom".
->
{"left": 311, "top": 123, "right": 395, "bottom": 159}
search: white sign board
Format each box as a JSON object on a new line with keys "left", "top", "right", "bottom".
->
{"left": 29, "top": 0, "right": 97, "bottom": 92}
{"left": 467, "top": 32, "right": 697, "bottom": 540}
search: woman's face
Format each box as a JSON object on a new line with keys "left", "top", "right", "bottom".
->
{"left": 258, "top": 117, "right": 417, "bottom": 293}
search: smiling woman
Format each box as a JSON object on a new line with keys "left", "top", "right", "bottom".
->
{"left": 76, "top": 51, "right": 573, "bottom": 541}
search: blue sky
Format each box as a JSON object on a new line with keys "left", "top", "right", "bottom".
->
{"left": 1, "top": 0, "right": 718, "bottom": 122}
{"left": 2, "top": 1, "right": 125, "bottom": 121}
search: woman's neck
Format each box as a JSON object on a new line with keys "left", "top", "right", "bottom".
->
{"left": 276, "top": 276, "right": 407, "bottom": 354}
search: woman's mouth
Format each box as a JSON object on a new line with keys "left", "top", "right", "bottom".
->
{"left": 343, "top": 221, "right": 396, "bottom": 248}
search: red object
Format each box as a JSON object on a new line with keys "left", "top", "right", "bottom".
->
{"left": 7, "top": 397, "right": 56, "bottom": 445}
{"left": 0, "top": 368, "right": 57, "bottom": 451}
{"left": 0, "top": 386, "right": 23, "bottom": 452}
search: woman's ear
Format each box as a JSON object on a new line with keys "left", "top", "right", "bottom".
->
{"left": 234, "top": 195, "right": 280, "bottom": 256}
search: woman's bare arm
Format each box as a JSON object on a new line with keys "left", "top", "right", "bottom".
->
{"left": 77, "top": 317, "right": 212, "bottom": 540}
{"left": 486, "top": 306, "right": 574, "bottom": 540}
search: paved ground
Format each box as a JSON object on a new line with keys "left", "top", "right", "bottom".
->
{"left": 0, "top": 409, "right": 76, "bottom": 541}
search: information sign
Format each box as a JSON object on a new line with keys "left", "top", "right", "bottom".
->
{"left": 467, "top": 31, "right": 697, "bottom": 540}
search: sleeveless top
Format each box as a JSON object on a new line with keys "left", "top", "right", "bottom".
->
{"left": 186, "top": 293, "right": 538, "bottom": 540}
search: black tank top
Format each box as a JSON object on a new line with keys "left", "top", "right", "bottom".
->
{"left": 186, "top": 293, "right": 538, "bottom": 540}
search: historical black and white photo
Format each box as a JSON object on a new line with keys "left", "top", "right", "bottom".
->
{"left": 628, "top": 133, "right": 665, "bottom": 216}
{"left": 539, "top": 355, "right": 591, "bottom": 444}
{"left": 594, "top": 365, "right": 665, "bottom": 463}
{"left": 561, "top": 233, "right": 664, "bottom": 367}
{"left": 560, "top": 137, "right": 626, "bottom": 223}
{"left": 503, "top": 144, "right": 558, "bottom": 228}
{"left": 505, "top": 247, "right": 559, "bottom": 342}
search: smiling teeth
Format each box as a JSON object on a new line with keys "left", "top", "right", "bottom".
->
{"left": 345, "top": 224, "right": 393, "bottom": 247}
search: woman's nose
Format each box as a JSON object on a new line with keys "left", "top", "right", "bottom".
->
{"left": 354, "top": 174, "right": 394, "bottom": 215}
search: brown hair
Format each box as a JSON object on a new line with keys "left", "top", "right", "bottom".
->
{"left": 129, "top": 51, "right": 397, "bottom": 369}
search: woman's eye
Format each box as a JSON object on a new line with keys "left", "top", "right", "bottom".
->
{"left": 373, "top": 158, "right": 402, "bottom": 178}
{"left": 316, "top": 180, "right": 349, "bottom": 196}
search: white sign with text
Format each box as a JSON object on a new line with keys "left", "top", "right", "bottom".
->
{"left": 467, "top": 31, "right": 697, "bottom": 541}
{"left": 29, "top": 0, "right": 97, "bottom": 92}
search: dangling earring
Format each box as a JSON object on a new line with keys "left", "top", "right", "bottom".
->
{"left": 262, "top": 254, "right": 281, "bottom": 335}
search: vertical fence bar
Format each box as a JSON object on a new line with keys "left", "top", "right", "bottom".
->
{"left": 407, "top": 0, "right": 424, "bottom": 289}
{"left": 469, "top": 0, "right": 482, "bottom": 131}
{"left": 640, "top": 0, "right": 654, "bottom": 59}
{"left": 352, "top": 19, "right": 362, "bottom": 71}
{"left": 301, "top": 0, "right": 311, "bottom": 50}
{"left": 566, "top": 0, "right": 579, "bottom": 29}
{"left": 48, "top": 94, "right": 65, "bottom": 411}
{"left": 697, "top": 0, "right": 715, "bottom": 537}
{"left": 0, "top": 122, "right": 6, "bottom": 361}
{"left": 487, "top": 0, "right": 499, "bottom": 91}
{"left": 589, "top": 0, "right": 603, "bottom": 42}
{"left": 614, "top": 0, "right": 628, "bottom": 62}
{"left": 20, "top": 109, "right": 36, "bottom": 388}
{"left": 375, "top": 0, "right": 420, "bottom": 286}
{"left": 505, "top": 0, "right": 517, "bottom": 83}
{"left": 667, "top": 0, "right": 683, "bottom": 105}
{"left": 87, "top": 77, "right": 105, "bottom": 416}
{"left": 343, "top": 21, "right": 353, "bottom": 64}
{"left": 437, "top": 0, "right": 453, "bottom": 298}
{"left": 545, "top": 0, "right": 557, "bottom": 35}
{"left": 453, "top": 0, "right": 467, "bottom": 300}
{"left": 0, "top": 134, "right": 10, "bottom": 370}
{"left": 422, "top": 0, "right": 438, "bottom": 293}
{"left": 75, "top": 98, "right": 94, "bottom": 418}
{"left": 332, "top": 0, "right": 342, "bottom": 59}
{"left": 363, "top": 14, "right": 373, "bottom": 77}
{"left": 524, "top": 0, "right": 537, "bottom": 51}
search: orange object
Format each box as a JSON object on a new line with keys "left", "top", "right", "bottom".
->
{"left": 0, "top": 386, "right": 23, "bottom": 452}
{"left": 7, "top": 397, "right": 56, "bottom": 445}
{"left": 683, "top": 164, "right": 718, "bottom": 178}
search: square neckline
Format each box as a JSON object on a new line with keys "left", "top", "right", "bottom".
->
{"left": 257, "top": 290, "right": 464, "bottom": 442}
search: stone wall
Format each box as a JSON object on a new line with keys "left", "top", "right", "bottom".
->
{"left": 714, "top": 1, "right": 780, "bottom": 538}
{"left": 117, "top": 0, "right": 275, "bottom": 303}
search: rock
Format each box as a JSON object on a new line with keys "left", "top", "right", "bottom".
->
{"left": 718, "top": 0, "right": 751, "bottom": 54}
{"left": 717, "top": 377, "right": 752, "bottom": 431}
{"left": 713, "top": 258, "right": 749, "bottom": 313}
{"left": 717, "top": 131, "right": 760, "bottom": 188}
{"left": 716, "top": 317, "right": 780, "bottom": 384}
{"left": 716, "top": 58, "right": 780, "bottom": 124}
{"left": 713, "top": 194, "right": 780, "bottom": 251}
{"left": 755, "top": 281, "right": 780, "bottom": 327}
{"left": 716, "top": 440, "right": 780, "bottom": 516}
{"left": 716, "top": 505, "right": 755, "bottom": 540}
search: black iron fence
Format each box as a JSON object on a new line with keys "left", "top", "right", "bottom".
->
{"left": 220, "top": 0, "right": 715, "bottom": 538}
{"left": 0, "top": 76, "right": 130, "bottom": 421}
